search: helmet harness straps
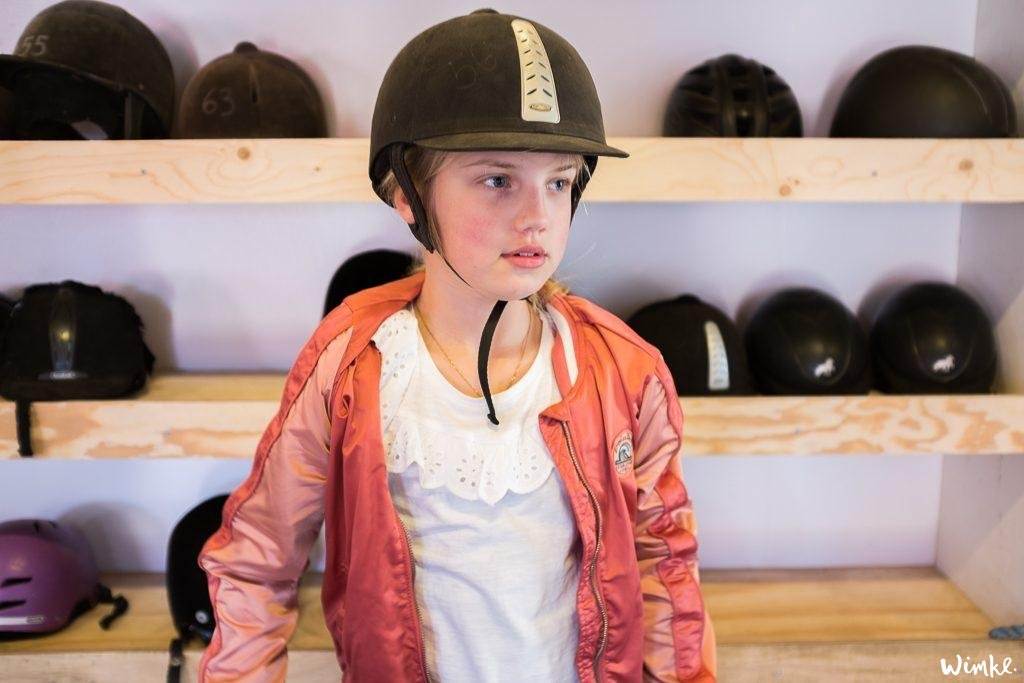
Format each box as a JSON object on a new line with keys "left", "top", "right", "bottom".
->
{"left": 389, "top": 142, "right": 519, "bottom": 426}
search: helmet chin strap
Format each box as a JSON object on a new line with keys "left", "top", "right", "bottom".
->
{"left": 391, "top": 144, "right": 526, "bottom": 426}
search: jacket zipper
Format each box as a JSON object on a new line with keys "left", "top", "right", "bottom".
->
{"left": 560, "top": 420, "right": 608, "bottom": 682}
{"left": 397, "top": 515, "right": 432, "bottom": 683}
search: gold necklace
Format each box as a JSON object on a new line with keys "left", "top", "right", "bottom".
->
{"left": 413, "top": 303, "right": 534, "bottom": 398}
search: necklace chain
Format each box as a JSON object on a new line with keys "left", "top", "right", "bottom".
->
{"left": 412, "top": 303, "right": 534, "bottom": 398}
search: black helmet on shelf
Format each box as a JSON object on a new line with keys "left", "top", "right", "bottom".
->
{"left": 0, "top": 0, "right": 175, "bottom": 140}
{"left": 165, "top": 494, "right": 229, "bottom": 683}
{"left": 663, "top": 54, "right": 803, "bottom": 137}
{"left": 0, "top": 280, "right": 156, "bottom": 456}
{"left": 628, "top": 294, "right": 753, "bottom": 396}
{"left": 871, "top": 282, "right": 996, "bottom": 393}
{"left": 323, "top": 249, "right": 415, "bottom": 318}
{"left": 745, "top": 287, "right": 871, "bottom": 395}
{"left": 175, "top": 42, "right": 326, "bottom": 139}
{"left": 830, "top": 45, "right": 1015, "bottom": 138}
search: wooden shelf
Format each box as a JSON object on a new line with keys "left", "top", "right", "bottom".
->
{"left": 2, "top": 374, "right": 1022, "bottom": 458}
{"left": 2, "top": 567, "right": 1019, "bottom": 682}
{"left": 3, "top": 138, "right": 1024, "bottom": 205}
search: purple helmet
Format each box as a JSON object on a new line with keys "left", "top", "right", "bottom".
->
{"left": 0, "top": 519, "right": 126, "bottom": 634}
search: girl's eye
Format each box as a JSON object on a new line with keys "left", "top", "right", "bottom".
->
{"left": 484, "top": 175, "right": 510, "bottom": 189}
{"left": 550, "top": 178, "right": 571, "bottom": 192}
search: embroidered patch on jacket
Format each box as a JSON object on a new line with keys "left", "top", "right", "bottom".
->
{"left": 612, "top": 429, "right": 634, "bottom": 476}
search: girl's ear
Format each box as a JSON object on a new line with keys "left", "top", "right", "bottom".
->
{"left": 392, "top": 184, "right": 416, "bottom": 225}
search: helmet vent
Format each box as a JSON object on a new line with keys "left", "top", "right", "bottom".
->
{"left": 704, "top": 321, "right": 731, "bottom": 391}
{"left": 0, "top": 600, "right": 27, "bottom": 610}
{"left": 1, "top": 577, "right": 31, "bottom": 588}
{"left": 511, "top": 19, "right": 560, "bottom": 124}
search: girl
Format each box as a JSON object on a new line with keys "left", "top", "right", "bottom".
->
{"left": 198, "top": 9, "right": 716, "bottom": 682}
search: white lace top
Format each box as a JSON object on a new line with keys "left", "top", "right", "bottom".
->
{"left": 375, "top": 304, "right": 561, "bottom": 505}
{"left": 371, "top": 304, "right": 581, "bottom": 682}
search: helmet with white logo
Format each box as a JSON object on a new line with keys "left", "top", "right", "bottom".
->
{"left": 745, "top": 288, "right": 871, "bottom": 395}
{"left": 871, "top": 282, "right": 996, "bottom": 393}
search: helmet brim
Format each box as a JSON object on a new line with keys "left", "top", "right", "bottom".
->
{"left": 0, "top": 54, "right": 171, "bottom": 136}
{"left": 414, "top": 131, "right": 628, "bottom": 158}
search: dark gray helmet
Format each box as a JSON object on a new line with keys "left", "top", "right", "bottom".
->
{"left": 628, "top": 294, "right": 754, "bottom": 396}
{"left": 745, "top": 288, "right": 872, "bottom": 395}
{"left": 871, "top": 282, "right": 996, "bottom": 393}
{"left": 175, "top": 42, "right": 326, "bottom": 139}
{"left": 369, "top": 8, "right": 627, "bottom": 253}
{"left": 0, "top": 0, "right": 175, "bottom": 139}
{"left": 165, "top": 495, "right": 229, "bottom": 683}
{"left": 323, "top": 249, "right": 415, "bottom": 318}
{"left": 831, "top": 46, "right": 1015, "bottom": 138}
{"left": 664, "top": 54, "right": 803, "bottom": 137}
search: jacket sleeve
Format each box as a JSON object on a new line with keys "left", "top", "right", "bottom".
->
{"left": 634, "top": 366, "right": 717, "bottom": 683}
{"left": 197, "top": 329, "right": 351, "bottom": 682}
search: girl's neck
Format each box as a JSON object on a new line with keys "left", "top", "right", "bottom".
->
{"left": 414, "top": 273, "right": 538, "bottom": 360}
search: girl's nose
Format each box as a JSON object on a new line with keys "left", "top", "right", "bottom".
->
{"left": 514, "top": 185, "right": 550, "bottom": 233}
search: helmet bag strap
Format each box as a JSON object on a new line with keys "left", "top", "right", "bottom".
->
{"left": 16, "top": 400, "right": 33, "bottom": 457}
{"left": 167, "top": 636, "right": 185, "bottom": 683}
{"left": 96, "top": 583, "right": 129, "bottom": 630}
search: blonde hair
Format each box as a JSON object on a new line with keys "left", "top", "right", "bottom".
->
{"left": 376, "top": 146, "right": 584, "bottom": 313}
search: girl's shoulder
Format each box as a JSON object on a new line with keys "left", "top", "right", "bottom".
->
{"left": 555, "top": 293, "right": 662, "bottom": 365}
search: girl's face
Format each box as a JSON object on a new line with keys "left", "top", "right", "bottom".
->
{"left": 421, "top": 150, "right": 577, "bottom": 302}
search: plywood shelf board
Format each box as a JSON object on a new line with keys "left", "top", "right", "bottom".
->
{"left": 4, "top": 138, "right": 1024, "bottom": 204}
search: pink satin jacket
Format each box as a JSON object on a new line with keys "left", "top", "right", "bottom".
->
{"left": 198, "top": 272, "right": 717, "bottom": 682}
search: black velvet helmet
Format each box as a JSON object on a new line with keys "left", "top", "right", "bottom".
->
{"left": 0, "top": 0, "right": 175, "bottom": 139}
{"left": 176, "top": 42, "right": 326, "bottom": 139}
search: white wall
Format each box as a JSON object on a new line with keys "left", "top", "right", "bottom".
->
{"left": 0, "top": 0, "right": 986, "bottom": 574}
{"left": 937, "top": 0, "right": 1024, "bottom": 626}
